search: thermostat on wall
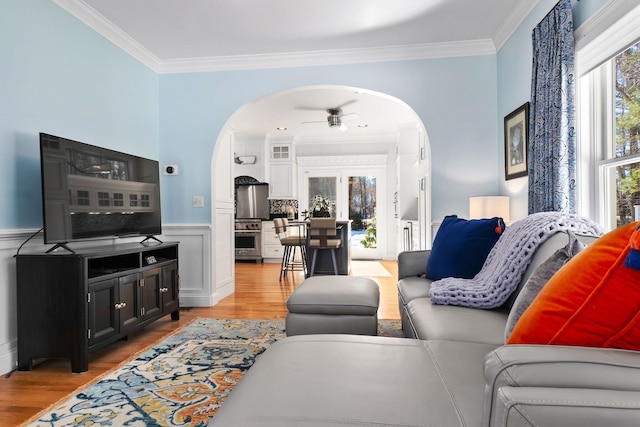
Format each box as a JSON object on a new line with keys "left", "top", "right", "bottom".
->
{"left": 164, "top": 165, "right": 179, "bottom": 175}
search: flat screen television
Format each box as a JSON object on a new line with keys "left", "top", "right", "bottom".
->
{"left": 39, "top": 133, "right": 162, "bottom": 250}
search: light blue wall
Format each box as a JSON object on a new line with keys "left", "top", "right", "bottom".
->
{"left": 159, "top": 57, "right": 500, "bottom": 223}
{"left": 0, "top": 0, "right": 159, "bottom": 229}
{"left": 1, "top": 0, "right": 610, "bottom": 230}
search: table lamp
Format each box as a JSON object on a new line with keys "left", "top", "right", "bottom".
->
{"left": 469, "top": 196, "right": 510, "bottom": 223}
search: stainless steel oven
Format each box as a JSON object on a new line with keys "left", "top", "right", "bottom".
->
{"left": 234, "top": 219, "right": 263, "bottom": 262}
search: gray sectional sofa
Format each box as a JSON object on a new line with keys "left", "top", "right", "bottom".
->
{"left": 398, "top": 231, "right": 583, "bottom": 343}
{"left": 211, "top": 228, "right": 640, "bottom": 427}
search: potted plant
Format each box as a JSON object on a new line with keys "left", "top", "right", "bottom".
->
{"left": 361, "top": 217, "right": 377, "bottom": 248}
{"left": 310, "top": 195, "right": 335, "bottom": 217}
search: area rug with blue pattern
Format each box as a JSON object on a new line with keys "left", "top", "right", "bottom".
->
{"left": 26, "top": 317, "right": 403, "bottom": 427}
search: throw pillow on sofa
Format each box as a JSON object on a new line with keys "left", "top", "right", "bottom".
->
{"left": 426, "top": 215, "right": 505, "bottom": 281}
{"left": 508, "top": 222, "right": 640, "bottom": 350}
{"left": 504, "top": 232, "right": 585, "bottom": 341}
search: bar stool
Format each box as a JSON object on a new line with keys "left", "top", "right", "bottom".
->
{"left": 308, "top": 218, "right": 341, "bottom": 276}
{"left": 274, "top": 218, "right": 307, "bottom": 280}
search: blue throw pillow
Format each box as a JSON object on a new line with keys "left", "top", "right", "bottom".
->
{"left": 426, "top": 215, "right": 506, "bottom": 281}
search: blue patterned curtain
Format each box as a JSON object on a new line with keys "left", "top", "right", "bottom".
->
{"left": 528, "top": 0, "right": 576, "bottom": 214}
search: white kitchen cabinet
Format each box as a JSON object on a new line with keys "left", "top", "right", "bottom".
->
{"left": 267, "top": 142, "right": 297, "bottom": 199}
{"left": 418, "top": 175, "right": 431, "bottom": 250}
{"left": 416, "top": 128, "right": 430, "bottom": 176}
{"left": 262, "top": 221, "right": 284, "bottom": 260}
{"left": 395, "top": 154, "right": 418, "bottom": 220}
{"left": 395, "top": 125, "right": 420, "bottom": 221}
{"left": 262, "top": 220, "right": 304, "bottom": 262}
{"left": 269, "top": 163, "right": 296, "bottom": 199}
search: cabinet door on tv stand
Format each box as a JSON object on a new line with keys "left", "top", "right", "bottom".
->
{"left": 162, "top": 262, "right": 180, "bottom": 319}
{"left": 141, "top": 267, "right": 162, "bottom": 320}
{"left": 118, "top": 272, "right": 141, "bottom": 334}
{"left": 88, "top": 278, "right": 120, "bottom": 347}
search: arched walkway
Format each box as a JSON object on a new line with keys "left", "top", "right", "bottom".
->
{"left": 210, "top": 84, "right": 431, "bottom": 299}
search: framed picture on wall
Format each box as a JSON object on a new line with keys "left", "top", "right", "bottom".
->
{"left": 504, "top": 102, "right": 529, "bottom": 180}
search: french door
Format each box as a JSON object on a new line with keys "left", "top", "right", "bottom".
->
{"left": 301, "top": 166, "right": 385, "bottom": 260}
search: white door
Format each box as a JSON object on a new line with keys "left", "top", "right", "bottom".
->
{"left": 301, "top": 167, "right": 385, "bottom": 260}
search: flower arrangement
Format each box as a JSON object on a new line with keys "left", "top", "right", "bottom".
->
{"left": 310, "top": 195, "right": 335, "bottom": 217}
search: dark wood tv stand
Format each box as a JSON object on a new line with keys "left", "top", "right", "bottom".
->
{"left": 16, "top": 241, "right": 180, "bottom": 373}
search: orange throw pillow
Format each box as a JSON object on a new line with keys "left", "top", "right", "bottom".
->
{"left": 508, "top": 222, "right": 640, "bottom": 349}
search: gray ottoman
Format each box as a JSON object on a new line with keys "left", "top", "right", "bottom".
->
{"left": 285, "top": 276, "right": 380, "bottom": 336}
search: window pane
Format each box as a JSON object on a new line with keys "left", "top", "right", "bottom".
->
{"left": 97, "top": 191, "right": 109, "bottom": 207}
{"left": 614, "top": 42, "right": 640, "bottom": 159}
{"left": 615, "top": 161, "right": 640, "bottom": 227}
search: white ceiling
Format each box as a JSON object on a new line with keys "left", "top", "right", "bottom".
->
{"left": 229, "top": 86, "right": 420, "bottom": 142}
{"left": 56, "top": 0, "right": 537, "bottom": 141}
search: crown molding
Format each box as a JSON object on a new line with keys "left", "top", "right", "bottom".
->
{"left": 53, "top": 0, "right": 497, "bottom": 74}
{"left": 493, "top": 0, "right": 540, "bottom": 51}
{"left": 53, "top": 0, "right": 161, "bottom": 70}
{"left": 156, "top": 40, "right": 497, "bottom": 74}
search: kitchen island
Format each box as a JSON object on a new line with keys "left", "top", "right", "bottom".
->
{"left": 305, "top": 220, "right": 351, "bottom": 276}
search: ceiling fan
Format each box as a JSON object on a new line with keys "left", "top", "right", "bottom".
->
{"left": 299, "top": 101, "right": 359, "bottom": 130}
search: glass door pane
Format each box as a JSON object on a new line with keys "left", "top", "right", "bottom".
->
{"left": 302, "top": 171, "right": 341, "bottom": 219}
{"left": 348, "top": 175, "right": 382, "bottom": 259}
{"left": 308, "top": 176, "right": 337, "bottom": 217}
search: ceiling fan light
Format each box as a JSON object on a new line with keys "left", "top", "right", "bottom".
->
{"left": 327, "top": 115, "right": 341, "bottom": 127}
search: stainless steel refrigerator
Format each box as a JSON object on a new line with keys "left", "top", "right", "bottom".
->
{"left": 235, "top": 183, "right": 270, "bottom": 219}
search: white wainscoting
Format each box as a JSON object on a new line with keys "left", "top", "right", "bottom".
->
{"left": 0, "top": 229, "right": 29, "bottom": 375}
{"left": 0, "top": 225, "right": 217, "bottom": 376}
{"left": 161, "top": 224, "right": 216, "bottom": 307}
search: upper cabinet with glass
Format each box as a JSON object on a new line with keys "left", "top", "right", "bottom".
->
{"left": 270, "top": 144, "right": 292, "bottom": 162}
{"left": 267, "top": 142, "right": 297, "bottom": 199}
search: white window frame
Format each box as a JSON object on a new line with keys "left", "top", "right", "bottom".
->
{"left": 576, "top": 1, "right": 640, "bottom": 230}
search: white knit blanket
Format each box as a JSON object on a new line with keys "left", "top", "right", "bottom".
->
{"left": 429, "top": 212, "right": 604, "bottom": 308}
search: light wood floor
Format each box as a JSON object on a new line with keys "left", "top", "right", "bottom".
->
{"left": 0, "top": 260, "right": 399, "bottom": 426}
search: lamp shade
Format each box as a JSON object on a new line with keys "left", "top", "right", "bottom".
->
{"left": 469, "top": 196, "right": 510, "bottom": 223}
